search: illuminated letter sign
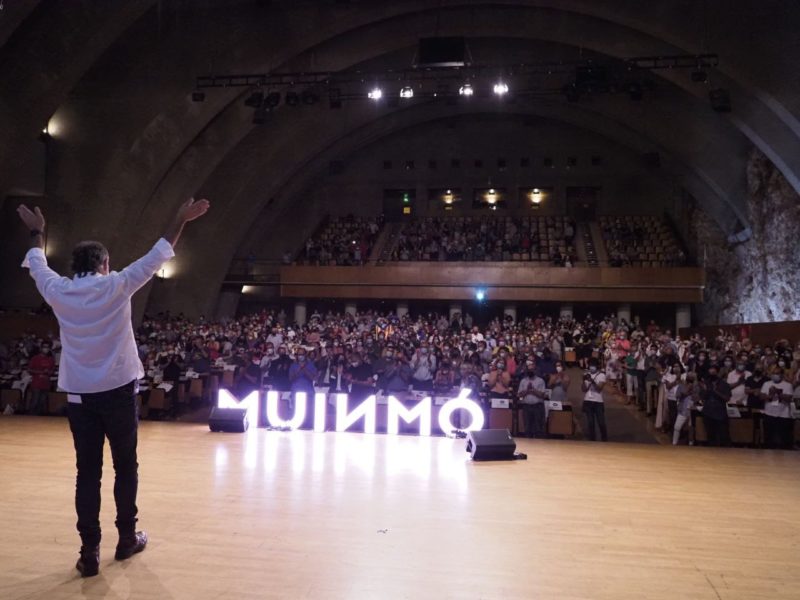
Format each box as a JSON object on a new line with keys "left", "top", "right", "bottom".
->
{"left": 437, "top": 388, "right": 485, "bottom": 433}
{"left": 266, "top": 391, "right": 307, "bottom": 429}
{"left": 387, "top": 395, "right": 431, "bottom": 436}
{"left": 217, "top": 389, "right": 260, "bottom": 422}
{"left": 336, "top": 393, "right": 376, "bottom": 434}
{"left": 217, "top": 389, "right": 485, "bottom": 437}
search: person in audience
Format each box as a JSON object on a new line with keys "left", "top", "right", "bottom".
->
{"left": 548, "top": 360, "right": 571, "bottom": 405}
{"left": 673, "top": 372, "right": 698, "bottom": 445}
{"left": 328, "top": 356, "right": 349, "bottom": 394}
{"left": 760, "top": 368, "right": 794, "bottom": 449}
{"left": 726, "top": 359, "right": 751, "bottom": 405}
{"left": 188, "top": 337, "right": 211, "bottom": 374}
{"left": 288, "top": 347, "right": 317, "bottom": 399}
{"left": 410, "top": 344, "right": 436, "bottom": 391}
{"left": 238, "top": 353, "right": 263, "bottom": 397}
{"left": 698, "top": 364, "right": 731, "bottom": 446}
{"left": 268, "top": 345, "right": 292, "bottom": 391}
{"left": 17, "top": 197, "right": 209, "bottom": 577}
{"left": 581, "top": 358, "right": 607, "bottom": 441}
{"left": 661, "top": 363, "right": 682, "bottom": 433}
{"left": 27, "top": 342, "right": 55, "bottom": 415}
{"left": 518, "top": 363, "right": 547, "bottom": 438}
{"left": 486, "top": 359, "right": 512, "bottom": 397}
{"left": 346, "top": 352, "right": 374, "bottom": 402}
{"left": 744, "top": 367, "right": 767, "bottom": 409}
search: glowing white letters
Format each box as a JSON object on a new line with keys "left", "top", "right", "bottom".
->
{"left": 266, "top": 391, "right": 307, "bottom": 429}
{"left": 387, "top": 395, "right": 432, "bottom": 436}
{"left": 216, "top": 389, "right": 485, "bottom": 436}
{"left": 336, "top": 393, "right": 376, "bottom": 434}
{"left": 217, "top": 389, "right": 259, "bottom": 421}
{"left": 437, "top": 388, "right": 485, "bottom": 433}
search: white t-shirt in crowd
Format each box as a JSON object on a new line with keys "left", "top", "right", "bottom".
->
{"left": 726, "top": 370, "right": 751, "bottom": 404}
{"left": 663, "top": 372, "right": 679, "bottom": 401}
{"left": 583, "top": 372, "right": 606, "bottom": 403}
{"left": 760, "top": 380, "right": 794, "bottom": 418}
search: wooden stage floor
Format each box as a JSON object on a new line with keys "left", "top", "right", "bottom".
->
{"left": 1, "top": 417, "right": 799, "bottom": 600}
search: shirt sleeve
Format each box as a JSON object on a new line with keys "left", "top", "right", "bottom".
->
{"left": 118, "top": 238, "right": 176, "bottom": 296}
{"left": 21, "top": 247, "right": 62, "bottom": 303}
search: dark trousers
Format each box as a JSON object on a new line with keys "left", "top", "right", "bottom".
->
{"left": 667, "top": 400, "right": 678, "bottom": 433}
{"left": 763, "top": 415, "right": 794, "bottom": 449}
{"left": 67, "top": 380, "right": 139, "bottom": 548}
{"left": 523, "top": 403, "right": 546, "bottom": 438}
{"left": 704, "top": 417, "right": 730, "bottom": 447}
{"left": 583, "top": 401, "right": 608, "bottom": 441}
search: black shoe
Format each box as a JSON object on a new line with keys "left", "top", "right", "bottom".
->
{"left": 76, "top": 546, "right": 99, "bottom": 577}
{"left": 114, "top": 531, "right": 148, "bottom": 560}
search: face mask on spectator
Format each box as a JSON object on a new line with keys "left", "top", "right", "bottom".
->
{"left": 772, "top": 374, "right": 782, "bottom": 383}
{"left": 589, "top": 366, "right": 597, "bottom": 373}
{"left": 297, "top": 355, "right": 306, "bottom": 362}
{"left": 736, "top": 364, "right": 745, "bottom": 371}
{"left": 556, "top": 365, "right": 563, "bottom": 373}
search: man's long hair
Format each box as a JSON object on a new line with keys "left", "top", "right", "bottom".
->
{"left": 71, "top": 241, "right": 108, "bottom": 277}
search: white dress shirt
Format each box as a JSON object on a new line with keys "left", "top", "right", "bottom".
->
{"left": 22, "top": 239, "right": 175, "bottom": 394}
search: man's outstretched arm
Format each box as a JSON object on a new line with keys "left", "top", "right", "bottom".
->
{"left": 119, "top": 197, "right": 211, "bottom": 295}
{"left": 163, "top": 198, "right": 211, "bottom": 248}
{"left": 17, "top": 205, "right": 46, "bottom": 250}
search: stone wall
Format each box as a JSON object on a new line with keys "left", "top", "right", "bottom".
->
{"left": 693, "top": 148, "right": 800, "bottom": 324}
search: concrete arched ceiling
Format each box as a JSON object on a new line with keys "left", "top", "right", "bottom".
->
{"left": 2, "top": 0, "right": 799, "bottom": 315}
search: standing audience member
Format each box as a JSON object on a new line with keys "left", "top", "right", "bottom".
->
{"left": 698, "top": 364, "right": 731, "bottom": 446}
{"left": 760, "top": 368, "right": 794, "bottom": 449}
{"left": 27, "top": 342, "right": 55, "bottom": 414}
{"left": 518, "top": 365, "right": 547, "bottom": 438}
{"left": 582, "top": 359, "right": 607, "bottom": 441}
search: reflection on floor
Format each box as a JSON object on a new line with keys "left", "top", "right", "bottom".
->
{"left": 1, "top": 417, "right": 799, "bottom": 599}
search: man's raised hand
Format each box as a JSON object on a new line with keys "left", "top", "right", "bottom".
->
{"left": 177, "top": 198, "right": 210, "bottom": 223}
{"left": 17, "top": 205, "right": 46, "bottom": 231}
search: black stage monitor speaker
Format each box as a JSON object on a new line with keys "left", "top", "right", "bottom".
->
{"left": 466, "top": 429, "right": 516, "bottom": 461}
{"left": 209, "top": 407, "right": 249, "bottom": 433}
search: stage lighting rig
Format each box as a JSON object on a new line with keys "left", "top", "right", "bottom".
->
{"left": 195, "top": 50, "right": 718, "bottom": 111}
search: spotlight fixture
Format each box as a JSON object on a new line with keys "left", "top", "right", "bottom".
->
{"left": 191, "top": 90, "right": 205, "bottom": 102}
{"left": 399, "top": 86, "right": 414, "bottom": 99}
{"left": 529, "top": 188, "right": 542, "bottom": 204}
{"left": 368, "top": 87, "right": 383, "bottom": 100}
{"left": 459, "top": 83, "right": 474, "bottom": 96}
{"left": 493, "top": 82, "right": 509, "bottom": 95}
{"left": 475, "top": 288, "right": 487, "bottom": 302}
{"left": 285, "top": 91, "right": 300, "bottom": 106}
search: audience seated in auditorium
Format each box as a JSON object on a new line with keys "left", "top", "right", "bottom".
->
{"left": 2, "top": 308, "right": 798, "bottom": 449}
{"left": 600, "top": 215, "right": 687, "bottom": 267}
{"left": 298, "top": 215, "right": 382, "bottom": 266}
{"left": 389, "top": 215, "right": 577, "bottom": 265}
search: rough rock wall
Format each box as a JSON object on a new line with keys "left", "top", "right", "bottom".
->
{"left": 693, "top": 148, "right": 800, "bottom": 324}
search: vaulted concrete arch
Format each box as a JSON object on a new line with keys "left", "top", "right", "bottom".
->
{"left": 138, "top": 87, "right": 747, "bottom": 317}
{"left": 3, "top": 0, "right": 800, "bottom": 315}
